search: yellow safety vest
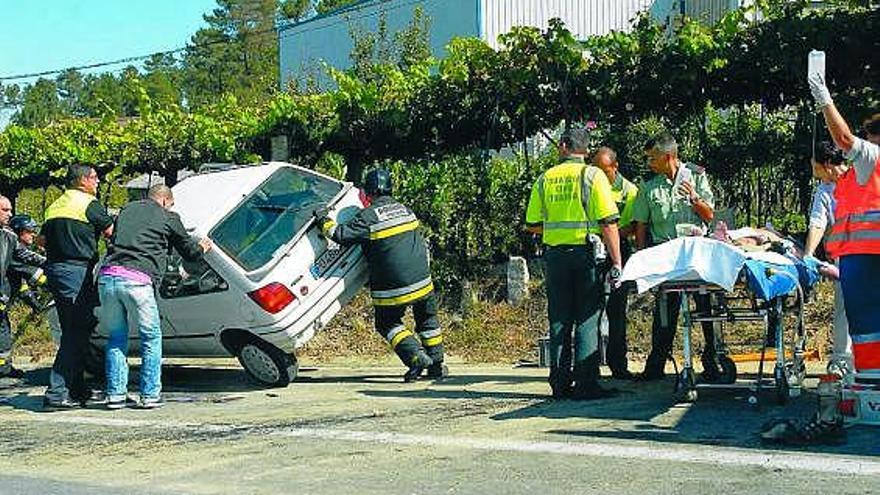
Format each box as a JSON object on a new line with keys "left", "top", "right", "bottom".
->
{"left": 529, "top": 160, "right": 615, "bottom": 246}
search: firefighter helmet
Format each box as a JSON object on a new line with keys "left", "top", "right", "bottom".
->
{"left": 363, "top": 168, "right": 393, "bottom": 197}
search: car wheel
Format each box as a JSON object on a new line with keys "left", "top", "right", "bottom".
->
{"left": 237, "top": 338, "right": 298, "bottom": 387}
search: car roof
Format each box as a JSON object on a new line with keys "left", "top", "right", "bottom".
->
{"left": 171, "top": 162, "right": 337, "bottom": 233}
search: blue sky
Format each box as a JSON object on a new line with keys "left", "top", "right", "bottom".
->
{"left": 0, "top": 0, "right": 218, "bottom": 83}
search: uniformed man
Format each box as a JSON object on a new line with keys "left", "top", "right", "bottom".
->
{"left": 315, "top": 168, "right": 446, "bottom": 382}
{"left": 0, "top": 198, "right": 46, "bottom": 379}
{"left": 526, "top": 128, "right": 623, "bottom": 400}
{"left": 593, "top": 146, "right": 638, "bottom": 380}
{"left": 632, "top": 133, "right": 721, "bottom": 382}
{"left": 42, "top": 165, "right": 114, "bottom": 409}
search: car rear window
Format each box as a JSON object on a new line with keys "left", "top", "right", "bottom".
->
{"left": 210, "top": 167, "right": 343, "bottom": 271}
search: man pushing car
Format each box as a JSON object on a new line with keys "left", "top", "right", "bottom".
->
{"left": 314, "top": 168, "right": 447, "bottom": 382}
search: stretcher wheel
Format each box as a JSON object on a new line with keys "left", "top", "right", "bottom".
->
{"left": 774, "top": 365, "right": 789, "bottom": 405}
{"left": 718, "top": 356, "right": 737, "bottom": 384}
{"left": 674, "top": 369, "right": 697, "bottom": 403}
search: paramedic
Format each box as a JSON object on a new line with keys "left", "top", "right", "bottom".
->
{"left": 315, "top": 168, "right": 447, "bottom": 383}
{"left": 809, "top": 73, "right": 880, "bottom": 378}
{"left": 804, "top": 142, "right": 851, "bottom": 376}
{"left": 525, "top": 128, "right": 623, "bottom": 400}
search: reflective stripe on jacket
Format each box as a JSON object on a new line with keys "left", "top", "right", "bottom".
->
{"left": 826, "top": 157, "right": 880, "bottom": 258}
{"left": 525, "top": 159, "right": 619, "bottom": 246}
{"left": 327, "top": 196, "right": 433, "bottom": 306}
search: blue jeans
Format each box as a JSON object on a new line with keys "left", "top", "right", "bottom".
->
{"left": 98, "top": 275, "right": 162, "bottom": 400}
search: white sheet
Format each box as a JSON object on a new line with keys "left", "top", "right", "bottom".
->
{"left": 622, "top": 237, "right": 748, "bottom": 293}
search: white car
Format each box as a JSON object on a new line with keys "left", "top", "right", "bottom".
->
{"left": 91, "top": 162, "right": 368, "bottom": 386}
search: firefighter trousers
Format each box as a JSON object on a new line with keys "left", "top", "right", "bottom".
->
{"left": 374, "top": 292, "right": 443, "bottom": 367}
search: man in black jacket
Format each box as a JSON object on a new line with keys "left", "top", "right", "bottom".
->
{"left": 0, "top": 196, "right": 46, "bottom": 378}
{"left": 98, "top": 184, "right": 211, "bottom": 409}
{"left": 315, "top": 168, "right": 447, "bottom": 382}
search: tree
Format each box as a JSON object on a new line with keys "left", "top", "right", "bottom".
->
{"left": 279, "top": 0, "right": 312, "bottom": 21}
{"left": 315, "top": 0, "right": 359, "bottom": 15}
{"left": 12, "top": 79, "right": 66, "bottom": 127}
{"left": 181, "top": 0, "right": 281, "bottom": 108}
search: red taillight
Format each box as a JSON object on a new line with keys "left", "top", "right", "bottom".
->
{"left": 839, "top": 399, "right": 857, "bottom": 417}
{"left": 248, "top": 283, "right": 296, "bottom": 314}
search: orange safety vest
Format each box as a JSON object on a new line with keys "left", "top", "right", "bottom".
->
{"left": 826, "top": 157, "right": 880, "bottom": 258}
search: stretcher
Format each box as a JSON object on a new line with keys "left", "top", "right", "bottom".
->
{"left": 622, "top": 237, "right": 821, "bottom": 404}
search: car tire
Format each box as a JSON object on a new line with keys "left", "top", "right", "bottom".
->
{"left": 237, "top": 337, "right": 298, "bottom": 387}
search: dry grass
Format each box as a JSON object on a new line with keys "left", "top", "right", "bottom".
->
{"left": 9, "top": 278, "right": 838, "bottom": 366}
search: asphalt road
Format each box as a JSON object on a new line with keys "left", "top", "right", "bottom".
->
{"left": 1, "top": 360, "right": 878, "bottom": 495}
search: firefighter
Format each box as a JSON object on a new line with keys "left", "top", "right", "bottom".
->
{"left": 314, "top": 168, "right": 446, "bottom": 382}
{"left": 525, "top": 128, "right": 623, "bottom": 400}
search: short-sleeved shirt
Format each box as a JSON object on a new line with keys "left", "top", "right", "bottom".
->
{"left": 525, "top": 159, "right": 619, "bottom": 245}
{"left": 632, "top": 162, "right": 715, "bottom": 245}
{"left": 809, "top": 182, "right": 836, "bottom": 231}
{"left": 847, "top": 137, "right": 880, "bottom": 186}
{"left": 41, "top": 189, "right": 114, "bottom": 264}
{"left": 611, "top": 172, "right": 638, "bottom": 229}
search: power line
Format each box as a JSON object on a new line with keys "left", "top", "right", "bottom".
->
{"left": 0, "top": 23, "right": 280, "bottom": 82}
{"left": 0, "top": 0, "right": 427, "bottom": 83}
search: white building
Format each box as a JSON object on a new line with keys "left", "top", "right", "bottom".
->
{"left": 279, "top": 0, "right": 747, "bottom": 88}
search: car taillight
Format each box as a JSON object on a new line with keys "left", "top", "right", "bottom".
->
{"left": 248, "top": 283, "right": 296, "bottom": 314}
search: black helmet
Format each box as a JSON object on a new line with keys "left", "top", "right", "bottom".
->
{"left": 363, "top": 168, "right": 393, "bottom": 197}
{"left": 9, "top": 214, "right": 39, "bottom": 234}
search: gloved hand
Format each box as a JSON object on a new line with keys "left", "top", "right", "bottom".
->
{"left": 608, "top": 264, "right": 623, "bottom": 290}
{"left": 312, "top": 206, "right": 329, "bottom": 222}
{"left": 808, "top": 72, "right": 833, "bottom": 109}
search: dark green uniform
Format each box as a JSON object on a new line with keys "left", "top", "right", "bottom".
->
{"left": 526, "top": 158, "right": 619, "bottom": 397}
{"left": 604, "top": 173, "right": 637, "bottom": 376}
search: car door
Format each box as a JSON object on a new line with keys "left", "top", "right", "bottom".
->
{"left": 156, "top": 254, "right": 235, "bottom": 356}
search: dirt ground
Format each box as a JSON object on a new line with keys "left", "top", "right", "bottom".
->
{"left": 1, "top": 358, "right": 877, "bottom": 495}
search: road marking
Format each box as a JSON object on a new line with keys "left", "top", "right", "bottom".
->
{"left": 12, "top": 413, "right": 880, "bottom": 477}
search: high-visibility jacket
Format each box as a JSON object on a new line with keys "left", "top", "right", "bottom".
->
{"left": 525, "top": 159, "right": 619, "bottom": 246}
{"left": 826, "top": 157, "right": 880, "bottom": 258}
{"left": 323, "top": 195, "right": 433, "bottom": 307}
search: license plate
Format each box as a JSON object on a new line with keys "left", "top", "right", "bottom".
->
{"left": 310, "top": 242, "right": 344, "bottom": 277}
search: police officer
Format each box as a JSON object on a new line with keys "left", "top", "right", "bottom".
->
{"left": 315, "top": 168, "right": 446, "bottom": 382}
{"left": 0, "top": 197, "right": 46, "bottom": 379}
{"left": 632, "top": 133, "right": 720, "bottom": 382}
{"left": 525, "top": 128, "right": 623, "bottom": 400}
{"left": 593, "top": 147, "right": 638, "bottom": 380}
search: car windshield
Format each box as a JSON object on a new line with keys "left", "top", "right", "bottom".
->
{"left": 210, "top": 167, "right": 343, "bottom": 271}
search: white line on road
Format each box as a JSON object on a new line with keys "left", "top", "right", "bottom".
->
{"left": 13, "top": 413, "right": 880, "bottom": 477}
